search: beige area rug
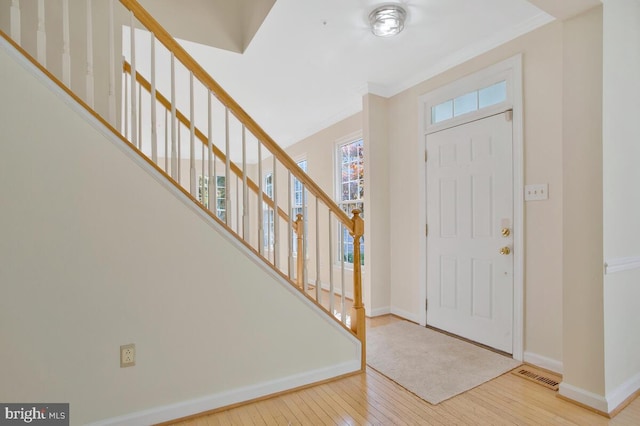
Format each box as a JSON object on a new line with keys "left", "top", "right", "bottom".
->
{"left": 367, "top": 321, "right": 521, "bottom": 405}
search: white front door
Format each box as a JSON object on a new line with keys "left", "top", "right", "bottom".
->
{"left": 426, "top": 112, "right": 514, "bottom": 353}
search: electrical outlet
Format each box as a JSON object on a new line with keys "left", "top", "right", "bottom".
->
{"left": 120, "top": 344, "right": 135, "bottom": 368}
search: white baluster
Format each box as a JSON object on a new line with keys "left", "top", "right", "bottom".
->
{"left": 242, "top": 126, "right": 248, "bottom": 239}
{"left": 85, "top": 0, "right": 94, "bottom": 108}
{"left": 178, "top": 122, "right": 182, "bottom": 183}
{"left": 201, "top": 132, "right": 205, "bottom": 205}
{"left": 150, "top": 36, "right": 157, "bottom": 163}
{"left": 225, "top": 109, "right": 231, "bottom": 226}
{"left": 61, "top": 0, "right": 70, "bottom": 87}
{"left": 129, "top": 12, "right": 137, "bottom": 147}
{"left": 329, "top": 211, "right": 335, "bottom": 314}
{"left": 288, "top": 170, "right": 293, "bottom": 279}
{"left": 10, "top": 0, "right": 21, "bottom": 45}
{"left": 258, "top": 141, "right": 264, "bottom": 253}
{"left": 213, "top": 121, "right": 218, "bottom": 217}
{"left": 207, "top": 92, "right": 213, "bottom": 211}
{"left": 273, "top": 155, "right": 279, "bottom": 268}
{"left": 315, "top": 197, "right": 321, "bottom": 302}
{"left": 37, "top": 0, "right": 46, "bottom": 66}
{"left": 123, "top": 71, "right": 129, "bottom": 138}
{"left": 303, "top": 184, "right": 308, "bottom": 291}
{"left": 189, "top": 72, "right": 196, "bottom": 196}
{"left": 170, "top": 53, "right": 177, "bottom": 179}
{"left": 137, "top": 84, "right": 142, "bottom": 149}
{"left": 108, "top": 0, "right": 116, "bottom": 124}
{"left": 236, "top": 177, "right": 240, "bottom": 234}
{"left": 164, "top": 108, "right": 169, "bottom": 172}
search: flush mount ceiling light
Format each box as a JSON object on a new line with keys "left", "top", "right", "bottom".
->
{"left": 369, "top": 4, "right": 407, "bottom": 37}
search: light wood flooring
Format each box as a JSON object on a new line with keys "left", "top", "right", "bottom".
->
{"left": 170, "top": 316, "right": 640, "bottom": 425}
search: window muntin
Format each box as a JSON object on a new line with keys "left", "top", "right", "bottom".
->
{"left": 337, "top": 139, "right": 364, "bottom": 265}
{"left": 431, "top": 80, "right": 507, "bottom": 125}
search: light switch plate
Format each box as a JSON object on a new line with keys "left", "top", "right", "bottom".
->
{"left": 524, "top": 184, "right": 548, "bottom": 201}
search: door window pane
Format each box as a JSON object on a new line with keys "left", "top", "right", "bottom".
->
{"left": 454, "top": 91, "right": 478, "bottom": 117}
{"left": 479, "top": 81, "right": 507, "bottom": 108}
{"left": 432, "top": 100, "right": 453, "bottom": 124}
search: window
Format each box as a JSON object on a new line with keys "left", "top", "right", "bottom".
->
{"left": 198, "top": 175, "right": 226, "bottom": 222}
{"left": 263, "top": 173, "right": 274, "bottom": 250}
{"left": 431, "top": 80, "right": 506, "bottom": 125}
{"left": 292, "top": 160, "right": 307, "bottom": 255}
{"left": 337, "top": 139, "right": 364, "bottom": 265}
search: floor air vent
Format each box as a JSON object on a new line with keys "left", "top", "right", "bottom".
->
{"left": 512, "top": 367, "right": 560, "bottom": 391}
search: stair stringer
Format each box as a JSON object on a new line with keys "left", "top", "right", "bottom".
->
{"left": 0, "top": 36, "right": 361, "bottom": 426}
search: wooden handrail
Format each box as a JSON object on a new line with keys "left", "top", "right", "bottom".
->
{"left": 123, "top": 61, "right": 289, "bottom": 222}
{"left": 118, "top": 0, "right": 354, "bottom": 233}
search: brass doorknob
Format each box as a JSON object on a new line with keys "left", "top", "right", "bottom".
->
{"left": 499, "top": 246, "right": 511, "bottom": 255}
{"left": 501, "top": 228, "right": 511, "bottom": 237}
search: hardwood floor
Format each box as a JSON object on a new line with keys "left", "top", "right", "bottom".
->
{"left": 170, "top": 316, "right": 640, "bottom": 425}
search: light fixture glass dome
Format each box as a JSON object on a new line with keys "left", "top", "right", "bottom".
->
{"left": 369, "top": 4, "right": 407, "bottom": 37}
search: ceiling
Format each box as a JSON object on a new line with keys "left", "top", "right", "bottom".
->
{"left": 174, "top": 0, "right": 599, "bottom": 148}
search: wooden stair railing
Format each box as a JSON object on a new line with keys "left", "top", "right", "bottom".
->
{"left": 122, "top": 61, "right": 289, "bottom": 223}
{"left": 1, "top": 0, "right": 365, "bottom": 369}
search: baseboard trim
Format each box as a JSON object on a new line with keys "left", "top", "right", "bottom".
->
{"left": 559, "top": 371, "right": 640, "bottom": 416}
{"left": 88, "top": 361, "right": 360, "bottom": 426}
{"left": 606, "top": 371, "right": 640, "bottom": 416}
{"left": 558, "top": 382, "right": 609, "bottom": 414}
{"left": 390, "top": 306, "right": 421, "bottom": 324}
{"left": 369, "top": 307, "right": 391, "bottom": 317}
{"left": 523, "top": 351, "right": 563, "bottom": 375}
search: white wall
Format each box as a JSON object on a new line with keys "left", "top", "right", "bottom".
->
{"left": 0, "top": 41, "right": 359, "bottom": 425}
{"left": 602, "top": 0, "right": 640, "bottom": 400}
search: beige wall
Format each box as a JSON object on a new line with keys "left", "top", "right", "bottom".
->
{"left": 388, "top": 20, "right": 566, "bottom": 364}
{"left": 560, "top": 5, "right": 605, "bottom": 397}
{"left": 281, "top": 17, "right": 570, "bottom": 367}
{"left": 602, "top": 0, "right": 640, "bottom": 396}
{"left": 0, "top": 43, "right": 359, "bottom": 424}
{"left": 363, "top": 94, "right": 391, "bottom": 315}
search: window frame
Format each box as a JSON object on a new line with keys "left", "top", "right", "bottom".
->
{"left": 334, "top": 134, "right": 364, "bottom": 266}
{"left": 424, "top": 67, "right": 513, "bottom": 134}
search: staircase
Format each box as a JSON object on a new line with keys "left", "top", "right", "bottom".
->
{"left": 0, "top": 0, "right": 364, "bottom": 423}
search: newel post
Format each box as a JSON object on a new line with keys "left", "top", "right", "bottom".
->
{"left": 350, "top": 209, "right": 366, "bottom": 369}
{"left": 294, "top": 214, "right": 304, "bottom": 289}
